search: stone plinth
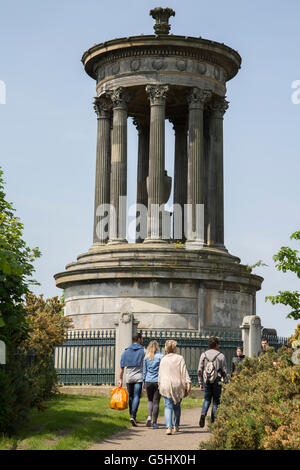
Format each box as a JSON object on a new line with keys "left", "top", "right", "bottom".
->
{"left": 54, "top": 245, "right": 262, "bottom": 331}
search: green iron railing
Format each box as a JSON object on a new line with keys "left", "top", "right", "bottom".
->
{"left": 54, "top": 329, "right": 115, "bottom": 385}
{"left": 54, "top": 328, "right": 288, "bottom": 386}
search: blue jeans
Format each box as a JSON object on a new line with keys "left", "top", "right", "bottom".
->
{"left": 201, "top": 380, "right": 222, "bottom": 423}
{"left": 163, "top": 397, "right": 181, "bottom": 428}
{"left": 127, "top": 383, "right": 142, "bottom": 419}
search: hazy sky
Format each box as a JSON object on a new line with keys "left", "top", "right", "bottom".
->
{"left": 0, "top": 0, "right": 299, "bottom": 336}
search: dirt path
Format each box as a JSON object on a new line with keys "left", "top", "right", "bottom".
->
{"left": 90, "top": 407, "right": 210, "bottom": 450}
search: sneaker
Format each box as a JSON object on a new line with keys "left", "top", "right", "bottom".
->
{"left": 166, "top": 427, "right": 172, "bottom": 435}
{"left": 199, "top": 414, "right": 206, "bottom": 428}
{"left": 152, "top": 423, "right": 158, "bottom": 429}
{"left": 173, "top": 426, "right": 180, "bottom": 433}
{"left": 146, "top": 417, "right": 152, "bottom": 427}
{"left": 130, "top": 417, "right": 137, "bottom": 427}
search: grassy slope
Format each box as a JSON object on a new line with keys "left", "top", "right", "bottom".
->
{"left": 0, "top": 393, "right": 203, "bottom": 450}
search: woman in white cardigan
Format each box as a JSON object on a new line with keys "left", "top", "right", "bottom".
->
{"left": 158, "top": 340, "right": 191, "bottom": 435}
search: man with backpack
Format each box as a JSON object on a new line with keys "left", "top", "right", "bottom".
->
{"left": 197, "top": 336, "right": 228, "bottom": 427}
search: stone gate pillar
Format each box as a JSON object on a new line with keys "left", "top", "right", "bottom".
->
{"left": 114, "top": 312, "right": 138, "bottom": 386}
{"left": 241, "top": 315, "right": 262, "bottom": 358}
{"left": 0, "top": 340, "right": 6, "bottom": 365}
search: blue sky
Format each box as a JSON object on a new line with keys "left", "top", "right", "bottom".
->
{"left": 0, "top": 0, "right": 299, "bottom": 336}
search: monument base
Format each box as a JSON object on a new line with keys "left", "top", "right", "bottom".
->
{"left": 54, "top": 244, "right": 263, "bottom": 331}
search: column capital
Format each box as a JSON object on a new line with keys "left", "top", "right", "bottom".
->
{"left": 169, "top": 116, "right": 188, "bottom": 133}
{"left": 146, "top": 84, "right": 169, "bottom": 105}
{"left": 187, "top": 87, "right": 212, "bottom": 110}
{"left": 132, "top": 117, "right": 149, "bottom": 134}
{"left": 207, "top": 97, "right": 229, "bottom": 118}
{"left": 108, "top": 87, "right": 130, "bottom": 109}
{"left": 93, "top": 95, "right": 111, "bottom": 119}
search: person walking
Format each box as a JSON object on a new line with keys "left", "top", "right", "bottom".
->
{"left": 118, "top": 332, "right": 145, "bottom": 427}
{"left": 198, "top": 336, "right": 227, "bottom": 428}
{"left": 231, "top": 346, "right": 245, "bottom": 375}
{"left": 158, "top": 340, "right": 191, "bottom": 435}
{"left": 142, "top": 340, "right": 163, "bottom": 429}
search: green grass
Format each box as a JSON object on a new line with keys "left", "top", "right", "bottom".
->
{"left": 0, "top": 393, "right": 203, "bottom": 450}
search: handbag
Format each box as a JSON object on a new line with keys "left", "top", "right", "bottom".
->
{"left": 110, "top": 386, "right": 129, "bottom": 410}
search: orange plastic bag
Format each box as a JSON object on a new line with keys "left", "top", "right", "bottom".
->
{"left": 110, "top": 386, "right": 128, "bottom": 410}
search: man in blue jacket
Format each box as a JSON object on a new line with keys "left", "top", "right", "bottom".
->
{"left": 118, "top": 332, "right": 145, "bottom": 426}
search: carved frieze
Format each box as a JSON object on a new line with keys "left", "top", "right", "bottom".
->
{"left": 152, "top": 58, "right": 165, "bottom": 70}
{"left": 176, "top": 59, "right": 187, "bottom": 71}
{"left": 198, "top": 62, "right": 207, "bottom": 74}
{"left": 214, "top": 67, "right": 220, "bottom": 80}
{"left": 95, "top": 51, "right": 227, "bottom": 86}
{"left": 130, "top": 59, "right": 141, "bottom": 71}
{"left": 112, "top": 62, "right": 120, "bottom": 75}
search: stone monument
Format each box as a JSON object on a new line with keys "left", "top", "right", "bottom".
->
{"left": 54, "top": 7, "right": 263, "bottom": 331}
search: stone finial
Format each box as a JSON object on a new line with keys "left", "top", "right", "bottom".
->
{"left": 150, "top": 7, "right": 175, "bottom": 35}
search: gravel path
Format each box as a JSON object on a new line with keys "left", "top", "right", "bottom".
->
{"left": 90, "top": 407, "right": 211, "bottom": 450}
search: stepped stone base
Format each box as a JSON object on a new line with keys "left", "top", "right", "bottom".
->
{"left": 54, "top": 244, "right": 263, "bottom": 331}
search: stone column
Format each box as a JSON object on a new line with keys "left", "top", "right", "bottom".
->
{"left": 133, "top": 118, "right": 149, "bottom": 243}
{"left": 92, "top": 96, "right": 111, "bottom": 246}
{"left": 107, "top": 88, "right": 130, "bottom": 244}
{"left": 186, "top": 87, "right": 211, "bottom": 248}
{"left": 206, "top": 97, "right": 229, "bottom": 249}
{"left": 144, "top": 84, "right": 169, "bottom": 243}
{"left": 172, "top": 119, "right": 188, "bottom": 241}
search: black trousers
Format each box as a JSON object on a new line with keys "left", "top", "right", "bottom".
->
{"left": 145, "top": 382, "right": 161, "bottom": 424}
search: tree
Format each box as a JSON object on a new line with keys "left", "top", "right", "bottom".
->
{"left": 0, "top": 166, "right": 41, "bottom": 434}
{"left": 265, "top": 231, "right": 300, "bottom": 320}
{"left": 0, "top": 167, "right": 41, "bottom": 347}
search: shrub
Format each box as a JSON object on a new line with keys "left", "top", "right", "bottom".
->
{"left": 200, "top": 347, "right": 300, "bottom": 450}
{"left": 22, "top": 293, "right": 72, "bottom": 406}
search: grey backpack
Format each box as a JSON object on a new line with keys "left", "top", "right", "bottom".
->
{"left": 203, "top": 352, "right": 221, "bottom": 384}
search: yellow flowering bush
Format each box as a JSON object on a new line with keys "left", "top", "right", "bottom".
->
{"left": 20, "top": 293, "right": 72, "bottom": 407}
{"left": 200, "top": 346, "right": 300, "bottom": 450}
